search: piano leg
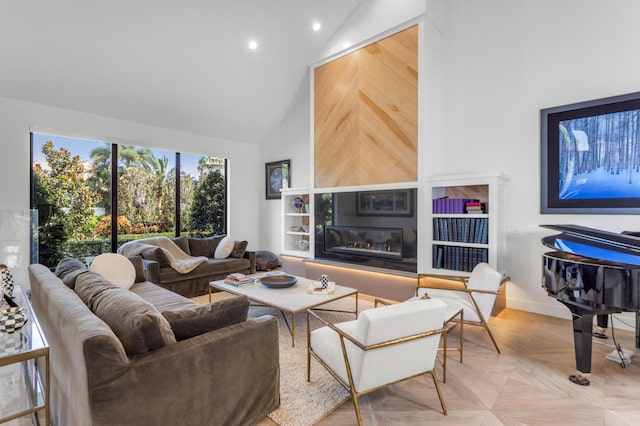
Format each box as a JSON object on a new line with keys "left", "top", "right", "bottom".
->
{"left": 568, "top": 306, "right": 593, "bottom": 386}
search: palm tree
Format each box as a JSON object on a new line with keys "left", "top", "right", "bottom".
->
{"left": 118, "top": 145, "right": 154, "bottom": 169}
{"left": 150, "top": 156, "right": 169, "bottom": 214}
{"left": 197, "top": 156, "right": 224, "bottom": 176}
{"left": 89, "top": 144, "right": 112, "bottom": 214}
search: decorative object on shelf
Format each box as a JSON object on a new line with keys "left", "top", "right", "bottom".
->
{"left": 296, "top": 240, "right": 309, "bottom": 251}
{"left": 290, "top": 197, "right": 304, "bottom": 213}
{"left": 321, "top": 274, "right": 328, "bottom": 289}
{"left": 0, "top": 294, "right": 28, "bottom": 333}
{"left": 1, "top": 264, "right": 14, "bottom": 298}
{"left": 260, "top": 275, "right": 298, "bottom": 288}
{"left": 265, "top": 159, "right": 291, "bottom": 200}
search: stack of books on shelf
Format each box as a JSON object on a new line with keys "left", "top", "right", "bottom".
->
{"left": 224, "top": 273, "right": 254, "bottom": 287}
{"left": 433, "top": 197, "right": 484, "bottom": 214}
{"left": 432, "top": 245, "right": 488, "bottom": 272}
{"left": 465, "top": 200, "right": 487, "bottom": 214}
{"left": 433, "top": 217, "right": 489, "bottom": 244}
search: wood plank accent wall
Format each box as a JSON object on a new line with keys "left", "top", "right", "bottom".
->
{"left": 314, "top": 25, "right": 418, "bottom": 188}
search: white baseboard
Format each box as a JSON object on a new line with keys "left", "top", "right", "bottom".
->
{"left": 507, "top": 297, "right": 571, "bottom": 319}
{"left": 507, "top": 297, "right": 637, "bottom": 332}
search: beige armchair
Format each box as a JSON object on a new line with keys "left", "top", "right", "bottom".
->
{"left": 417, "top": 262, "right": 505, "bottom": 354}
{"left": 307, "top": 299, "right": 448, "bottom": 425}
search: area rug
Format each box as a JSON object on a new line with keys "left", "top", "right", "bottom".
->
{"left": 197, "top": 293, "right": 372, "bottom": 426}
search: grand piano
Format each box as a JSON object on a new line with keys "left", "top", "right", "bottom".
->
{"left": 541, "top": 224, "right": 640, "bottom": 385}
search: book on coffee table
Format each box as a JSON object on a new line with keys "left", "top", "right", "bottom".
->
{"left": 224, "top": 273, "right": 254, "bottom": 287}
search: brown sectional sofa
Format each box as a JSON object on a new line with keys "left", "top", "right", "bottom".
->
{"left": 122, "top": 235, "right": 256, "bottom": 298}
{"left": 29, "top": 257, "right": 279, "bottom": 426}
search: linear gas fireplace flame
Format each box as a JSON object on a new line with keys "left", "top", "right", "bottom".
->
{"left": 324, "top": 225, "right": 403, "bottom": 260}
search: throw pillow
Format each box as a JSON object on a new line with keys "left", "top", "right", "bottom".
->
{"left": 139, "top": 247, "right": 171, "bottom": 268}
{"left": 214, "top": 235, "right": 235, "bottom": 259}
{"left": 172, "top": 236, "right": 190, "bottom": 255}
{"left": 90, "top": 253, "right": 136, "bottom": 290}
{"left": 230, "top": 240, "right": 248, "bottom": 258}
{"left": 75, "top": 271, "right": 176, "bottom": 355}
{"left": 55, "top": 257, "right": 90, "bottom": 289}
{"left": 189, "top": 235, "right": 225, "bottom": 258}
{"left": 161, "top": 295, "right": 249, "bottom": 341}
{"left": 127, "top": 256, "right": 147, "bottom": 283}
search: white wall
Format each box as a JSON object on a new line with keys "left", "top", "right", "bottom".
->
{"left": 0, "top": 96, "right": 262, "bottom": 288}
{"left": 261, "top": 0, "right": 640, "bottom": 325}
{"left": 258, "top": 73, "right": 312, "bottom": 253}
{"left": 439, "top": 0, "right": 640, "bottom": 321}
{"left": 259, "top": 0, "right": 430, "bottom": 257}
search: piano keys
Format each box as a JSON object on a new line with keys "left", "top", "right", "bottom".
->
{"left": 541, "top": 224, "right": 640, "bottom": 386}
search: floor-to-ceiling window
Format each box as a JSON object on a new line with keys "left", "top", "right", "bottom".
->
{"left": 116, "top": 146, "right": 177, "bottom": 244}
{"left": 178, "top": 154, "right": 227, "bottom": 236}
{"left": 31, "top": 132, "right": 227, "bottom": 267}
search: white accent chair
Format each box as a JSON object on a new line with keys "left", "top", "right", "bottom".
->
{"left": 307, "top": 299, "right": 448, "bottom": 426}
{"left": 416, "top": 262, "right": 504, "bottom": 354}
{"left": 400, "top": 295, "right": 463, "bottom": 383}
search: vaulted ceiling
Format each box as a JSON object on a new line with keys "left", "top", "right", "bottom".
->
{"left": 0, "top": 0, "right": 364, "bottom": 144}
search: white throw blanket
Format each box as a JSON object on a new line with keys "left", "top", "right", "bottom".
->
{"left": 118, "top": 237, "right": 208, "bottom": 274}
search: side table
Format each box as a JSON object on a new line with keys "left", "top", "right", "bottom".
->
{"left": 0, "top": 285, "right": 49, "bottom": 425}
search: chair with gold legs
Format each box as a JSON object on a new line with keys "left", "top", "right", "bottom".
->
{"left": 417, "top": 262, "right": 505, "bottom": 355}
{"left": 375, "top": 296, "right": 463, "bottom": 383}
{"left": 307, "top": 299, "right": 448, "bottom": 426}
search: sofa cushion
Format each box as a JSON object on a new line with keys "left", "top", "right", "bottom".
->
{"left": 214, "top": 235, "right": 235, "bottom": 259}
{"left": 140, "top": 247, "right": 171, "bottom": 268}
{"left": 230, "top": 240, "right": 248, "bottom": 258}
{"left": 189, "top": 235, "right": 225, "bottom": 258}
{"left": 75, "top": 272, "right": 176, "bottom": 355}
{"left": 128, "top": 256, "right": 147, "bottom": 283}
{"left": 157, "top": 257, "right": 252, "bottom": 284}
{"left": 130, "top": 281, "right": 198, "bottom": 312}
{"left": 161, "top": 295, "right": 249, "bottom": 340}
{"left": 90, "top": 253, "right": 136, "bottom": 290}
{"left": 172, "top": 236, "right": 190, "bottom": 255}
{"left": 55, "top": 257, "right": 89, "bottom": 289}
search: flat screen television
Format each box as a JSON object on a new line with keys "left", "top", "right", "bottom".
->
{"left": 541, "top": 91, "right": 640, "bottom": 214}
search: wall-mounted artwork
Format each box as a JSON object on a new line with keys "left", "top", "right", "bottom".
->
{"left": 356, "top": 189, "right": 413, "bottom": 216}
{"left": 313, "top": 25, "right": 418, "bottom": 188}
{"left": 541, "top": 91, "right": 640, "bottom": 214}
{"left": 265, "top": 159, "right": 290, "bottom": 200}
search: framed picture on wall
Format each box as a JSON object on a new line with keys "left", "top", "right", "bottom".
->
{"left": 356, "top": 189, "right": 413, "bottom": 216}
{"left": 541, "top": 91, "right": 640, "bottom": 214}
{"left": 265, "top": 159, "right": 290, "bottom": 200}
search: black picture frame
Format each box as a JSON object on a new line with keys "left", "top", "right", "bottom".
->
{"left": 356, "top": 189, "right": 413, "bottom": 216}
{"left": 265, "top": 159, "right": 290, "bottom": 200}
{"left": 541, "top": 91, "right": 640, "bottom": 214}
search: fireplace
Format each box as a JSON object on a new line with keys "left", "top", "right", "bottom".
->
{"left": 324, "top": 226, "right": 403, "bottom": 260}
{"left": 314, "top": 189, "right": 417, "bottom": 273}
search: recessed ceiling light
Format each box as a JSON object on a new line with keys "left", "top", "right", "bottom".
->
{"left": 248, "top": 40, "right": 258, "bottom": 50}
{"left": 312, "top": 22, "right": 322, "bottom": 32}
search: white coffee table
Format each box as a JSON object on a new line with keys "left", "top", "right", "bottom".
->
{"left": 209, "top": 275, "right": 358, "bottom": 347}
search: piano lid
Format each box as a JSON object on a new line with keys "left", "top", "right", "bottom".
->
{"left": 541, "top": 224, "right": 640, "bottom": 267}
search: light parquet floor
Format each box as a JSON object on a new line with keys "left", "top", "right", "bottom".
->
{"left": 260, "top": 306, "right": 640, "bottom": 426}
